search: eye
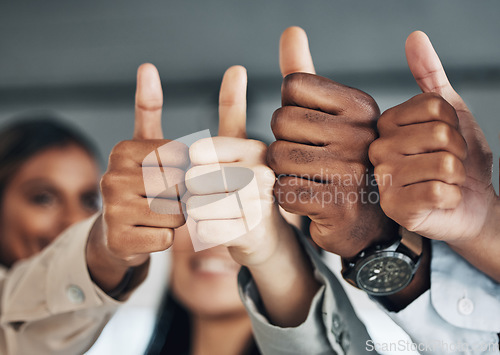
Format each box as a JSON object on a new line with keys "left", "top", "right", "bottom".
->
{"left": 81, "top": 191, "right": 100, "bottom": 212}
{"left": 30, "top": 192, "right": 56, "bottom": 207}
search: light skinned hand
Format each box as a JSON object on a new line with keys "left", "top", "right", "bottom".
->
{"left": 186, "top": 65, "right": 292, "bottom": 267}
{"left": 185, "top": 64, "right": 319, "bottom": 327}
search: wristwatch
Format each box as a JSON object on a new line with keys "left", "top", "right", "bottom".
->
{"left": 341, "top": 227, "right": 423, "bottom": 296}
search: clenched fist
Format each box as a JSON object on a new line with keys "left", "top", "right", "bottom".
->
{"left": 185, "top": 65, "right": 288, "bottom": 266}
{"left": 369, "top": 32, "right": 496, "bottom": 243}
{"left": 87, "top": 64, "right": 188, "bottom": 293}
{"left": 369, "top": 31, "right": 499, "bottom": 281}
{"left": 268, "top": 27, "right": 395, "bottom": 258}
{"left": 184, "top": 65, "right": 319, "bottom": 327}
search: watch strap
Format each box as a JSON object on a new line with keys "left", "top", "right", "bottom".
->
{"left": 398, "top": 227, "right": 423, "bottom": 259}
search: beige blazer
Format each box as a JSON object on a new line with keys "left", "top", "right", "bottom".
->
{"left": 0, "top": 215, "right": 123, "bottom": 355}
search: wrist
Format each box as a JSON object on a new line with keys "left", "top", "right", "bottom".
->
{"left": 449, "top": 194, "right": 499, "bottom": 250}
{"left": 352, "top": 205, "right": 400, "bottom": 258}
{"left": 342, "top": 226, "right": 430, "bottom": 308}
{"left": 245, "top": 216, "right": 296, "bottom": 272}
{"left": 247, "top": 220, "right": 321, "bottom": 327}
{"left": 86, "top": 215, "right": 149, "bottom": 293}
{"left": 374, "top": 237, "right": 431, "bottom": 312}
{"left": 230, "top": 205, "right": 294, "bottom": 268}
{"left": 448, "top": 195, "right": 500, "bottom": 282}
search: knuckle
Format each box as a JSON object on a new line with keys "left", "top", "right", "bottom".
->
{"left": 108, "top": 150, "right": 126, "bottom": 168}
{"left": 376, "top": 109, "right": 394, "bottom": 132}
{"left": 111, "top": 140, "right": 133, "bottom": 156}
{"left": 266, "top": 141, "right": 284, "bottom": 170}
{"left": 421, "top": 92, "right": 442, "bottom": 105}
{"left": 157, "top": 229, "right": 174, "bottom": 249}
{"left": 185, "top": 166, "right": 199, "bottom": 183}
{"left": 374, "top": 164, "right": 393, "bottom": 184}
{"left": 253, "top": 165, "right": 275, "bottom": 185}
{"left": 249, "top": 139, "right": 268, "bottom": 158}
{"left": 431, "top": 121, "right": 453, "bottom": 147}
{"left": 425, "top": 93, "right": 455, "bottom": 121}
{"left": 253, "top": 164, "right": 273, "bottom": 177}
{"left": 185, "top": 196, "right": 200, "bottom": 218}
{"left": 102, "top": 203, "right": 122, "bottom": 222}
{"left": 108, "top": 141, "right": 138, "bottom": 168}
{"left": 273, "top": 183, "right": 292, "bottom": 207}
{"left": 169, "top": 213, "right": 186, "bottom": 229}
{"left": 189, "top": 138, "right": 209, "bottom": 162}
{"left": 282, "top": 72, "right": 306, "bottom": 97}
{"left": 368, "top": 139, "right": 385, "bottom": 166}
{"left": 100, "top": 172, "right": 120, "bottom": 192}
{"left": 271, "top": 107, "right": 287, "bottom": 133}
{"left": 196, "top": 222, "right": 213, "bottom": 243}
{"left": 426, "top": 181, "right": 445, "bottom": 208}
{"left": 355, "top": 91, "right": 380, "bottom": 121}
{"left": 437, "top": 152, "right": 458, "bottom": 177}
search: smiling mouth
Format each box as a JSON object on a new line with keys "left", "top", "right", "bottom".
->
{"left": 191, "top": 257, "right": 240, "bottom": 275}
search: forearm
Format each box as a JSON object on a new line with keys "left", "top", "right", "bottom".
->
{"left": 247, "top": 222, "right": 320, "bottom": 327}
{"left": 450, "top": 196, "right": 500, "bottom": 283}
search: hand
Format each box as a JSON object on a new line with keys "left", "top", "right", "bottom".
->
{"left": 369, "top": 31, "right": 497, "bottom": 244}
{"left": 267, "top": 27, "right": 395, "bottom": 258}
{"left": 186, "top": 65, "right": 292, "bottom": 267}
{"left": 87, "top": 64, "right": 188, "bottom": 292}
{"left": 186, "top": 65, "right": 319, "bottom": 326}
{"left": 369, "top": 31, "right": 500, "bottom": 281}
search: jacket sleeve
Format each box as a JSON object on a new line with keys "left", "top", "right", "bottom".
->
{"left": 0, "top": 214, "right": 139, "bottom": 355}
{"left": 237, "top": 228, "right": 374, "bottom": 355}
{"left": 384, "top": 240, "right": 500, "bottom": 354}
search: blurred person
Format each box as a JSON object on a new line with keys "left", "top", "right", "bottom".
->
{"left": 0, "top": 118, "right": 101, "bottom": 267}
{"left": 0, "top": 118, "right": 126, "bottom": 355}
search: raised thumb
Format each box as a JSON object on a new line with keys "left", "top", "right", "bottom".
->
{"left": 218, "top": 65, "right": 247, "bottom": 138}
{"left": 279, "top": 26, "right": 316, "bottom": 77}
{"left": 133, "top": 63, "right": 164, "bottom": 140}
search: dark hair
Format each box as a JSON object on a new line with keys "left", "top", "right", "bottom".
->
{"left": 0, "top": 116, "right": 99, "bottom": 201}
{"left": 146, "top": 292, "right": 261, "bottom": 355}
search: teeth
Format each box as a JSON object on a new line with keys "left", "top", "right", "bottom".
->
{"left": 195, "top": 257, "right": 238, "bottom": 274}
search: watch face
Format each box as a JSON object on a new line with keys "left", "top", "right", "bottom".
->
{"left": 356, "top": 251, "right": 415, "bottom": 296}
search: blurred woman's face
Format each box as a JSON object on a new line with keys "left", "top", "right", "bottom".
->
{"left": 0, "top": 144, "right": 100, "bottom": 267}
{"left": 170, "top": 224, "right": 246, "bottom": 318}
{"left": 169, "top": 210, "right": 303, "bottom": 319}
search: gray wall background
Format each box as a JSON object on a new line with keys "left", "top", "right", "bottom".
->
{"left": 1, "top": 0, "right": 498, "bottom": 191}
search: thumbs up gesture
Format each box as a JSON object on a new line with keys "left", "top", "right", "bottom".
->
{"left": 186, "top": 65, "right": 293, "bottom": 266}
{"left": 369, "top": 32, "right": 499, "bottom": 279}
{"left": 185, "top": 65, "right": 320, "bottom": 326}
{"left": 87, "top": 64, "right": 189, "bottom": 293}
{"left": 268, "top": 27, "right": 393, "bottom": 258}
